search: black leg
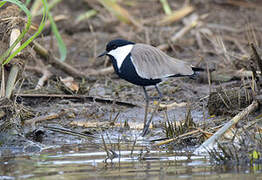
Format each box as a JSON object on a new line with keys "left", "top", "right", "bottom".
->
{"left": 141, "top": 85, "right": 163, "bottom": 136}
{"left": 155, "top": 85, "right": 163, "bottom": 100}
{"left": 142, "top": 99, "right": 161, "bottom": 137}
{"left": 143, "top": 86, "right": 149, "bottom": 102}
{"left": 141, "top": 85, "right": 163, "bottom": 137}
{"left": 143, "top": 85, "right": 163, "bottom": 101}
{"left": 142, "top": 86, "right": 149, "bottom": 130}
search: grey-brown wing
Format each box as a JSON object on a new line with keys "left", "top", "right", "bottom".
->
{"left": 130, "top": 43, "right": 194, "bottom": 79}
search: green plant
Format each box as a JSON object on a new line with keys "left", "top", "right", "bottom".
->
{"left": 30, "top": 0, "right": 67, "bottom": 61}
{"left": 0, "top": 0, "right": 48, "bottom": 65}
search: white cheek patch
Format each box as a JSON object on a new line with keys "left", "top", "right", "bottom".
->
{"left": 108, "top": 44, "right": 134, "bottom": 69}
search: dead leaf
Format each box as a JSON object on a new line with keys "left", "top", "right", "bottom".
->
{"left": 60, "top": 76, "right": 79, "bottom": 92}
{"left": 158, "top": 6, "right": 194, "bottom": 26}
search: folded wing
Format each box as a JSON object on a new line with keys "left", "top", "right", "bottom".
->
{"left": 130, "top": 43, "right": 194, "bottom": 79}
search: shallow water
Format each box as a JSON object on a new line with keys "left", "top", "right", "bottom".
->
{"left": 0, "top": 99, "right": 260, "bottom": 179}
{"left": 1, "top": 143, "right": 262, "bottom": 180}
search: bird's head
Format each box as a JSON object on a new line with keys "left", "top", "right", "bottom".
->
{"left": 98, "top": 39, "right": 135, "bottom": 58}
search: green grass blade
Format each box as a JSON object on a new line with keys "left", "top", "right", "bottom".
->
{"left": 160, "top": 0, "right": 172, "bottom": 15}
{"left": 2, "top": 0, "right": 48, "bottom": 65}
{"left": 0, "top": 0, "right": 32, "bottom": 65}
{"left": 0, "top": 1, "right": 7, "bottom": 7}
{"left": 98, "top": 0, "right": 139, "bottom": 26}
{"left": 25, "top": 0, "right": 31, "bottom": 6}
{"left": 48, "top": 11, "right": 67, "bottom": 61}
{"left": 31, "top": 0, "right": 67, "bottom": 61}
{"left": 34, "top": 0, "right": 62, "bottom": 16}
{"left": 76, "top": 9, "right": 97, "bottom": 22}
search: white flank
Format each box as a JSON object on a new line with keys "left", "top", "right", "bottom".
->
{"left": 107, "top": 44, "right": 134, "bottom": 69}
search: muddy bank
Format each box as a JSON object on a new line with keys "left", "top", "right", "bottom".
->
{"left": 0, "top": 1, "right": 262, "bottom": 169}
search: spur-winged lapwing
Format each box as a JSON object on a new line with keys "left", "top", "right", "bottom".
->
{"left": 98, "top": 39, "right": 201, "bottom": 135}
{"left": 98, "top": 39, "right": 200, "bottom": 100}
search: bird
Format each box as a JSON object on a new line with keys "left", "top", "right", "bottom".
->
{"left": 98, "top": 39, "right": 202, "bottom": 135}
{"left": 98, "top": 39, "right": 200, "bottom": 101}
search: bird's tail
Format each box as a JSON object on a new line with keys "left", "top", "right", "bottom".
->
{"left": 190, "top": 67, "right": 204, "bottom": 79}
{"left": 192, "top": 67, "right": 204, "bottom": 72}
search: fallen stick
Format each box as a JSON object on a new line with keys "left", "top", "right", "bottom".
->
{"left": 50, "top": 55, "right": 86, "bottom": 78}
{"left": 85, "top": 66, "right": 114, "bottom": 76}
{"left": 157, "top": 6, "right": 194, "bottom": 26}
{"left": 194, "top": 100, "right": 259, "bottom": 154}
{"left": 25, "top": 54, "right": 53, "bottom": 89}
{"left": 15, "top": 93, "right": 139, "bottom": 108}
{"left": 43, "top": 126, "right": 95, "bottom": 139}
{"left": 43, "top": 126, "right": 105, "bottom": 152}
{"left": 159, "top": 101, "right": 187, "bottom": 110}
{"left": 154, "top": 129, "right": 200, "bottom": 146}
{"left": 32, "top": 41, "right": 114, "bottom": 77}
{"left": 24, "top": 111, "right": 66, "bottom": 125}
{"left": 31, "top": 41, "right": 86, "bottom": 78}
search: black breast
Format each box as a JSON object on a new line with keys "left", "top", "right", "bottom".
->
{"left": 109, "top": 54, "right": 161, "bottom": 86}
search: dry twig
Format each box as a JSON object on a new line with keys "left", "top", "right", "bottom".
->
{"left": 32, "top": 41, "right": 115, "bottom": 78}
{"left": 154, "top": 129, "right": 200, "bottom": 146}
{"left": 26, "top": 53, "right": 52, "bottom": 89}
{"left": 195, "top": 100, "right": 259, "bottom": 154}
{"left": 15, "top": 93, "right": 139, "bottom": 108}
{"left": 157, "top": 14, "right": 199, "bottom": 51}
{"left": 25, "top": 111, "right": 67, "bottom": 125}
